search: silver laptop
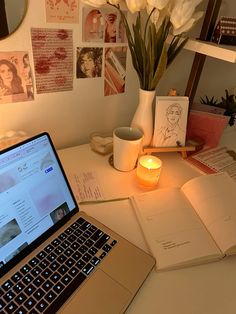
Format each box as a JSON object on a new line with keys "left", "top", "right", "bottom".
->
{"left": 0, "top": 132, "right": 155, "bottom": 314}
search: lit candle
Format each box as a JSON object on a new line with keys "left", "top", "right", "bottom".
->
{"left": 136, "top": 155, "right": 162, "bottom": 187}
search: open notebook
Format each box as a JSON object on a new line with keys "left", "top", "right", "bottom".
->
{"left": 0, "top": 132, "right": 155, "bottom": 314}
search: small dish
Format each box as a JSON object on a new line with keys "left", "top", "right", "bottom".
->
{"left": 90, "top": 132, "right": 113, "bottom": 155}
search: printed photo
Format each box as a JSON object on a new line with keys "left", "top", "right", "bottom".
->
{"left": 45, "top": 0, "right": 79, "bottom": 23}
{"left": 76, "top": 47, "right": 103, "bottom": 79}
{"left": 104, "top": 47, "right": 127, "bottom": 96}
{"left": 152, "top": 97, "right": 189, "bottom": 147}
{"left": 0, "top": 219, "right": 22, "bottom": 248}
{"left": 0, "top": 52, "right": 34, "bottom": 104}
{"left": 82, "top": 7, "right": 104, "bottom": 42}
{"left": 50, "top": 202, "right": 70, "bottom": 224}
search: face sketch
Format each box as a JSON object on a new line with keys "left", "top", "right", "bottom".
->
{"left": 80, "top": 53, "right": 95, "bottom": 77}
{"left": 166, "top": 104, "right": 182, "bottom": 125}
{"left": 0, "top": 64, "right": 13, "bottom": 86}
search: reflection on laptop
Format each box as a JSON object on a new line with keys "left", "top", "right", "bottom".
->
{"left": 0, "top": 132, "right": 155, "bottom": 314}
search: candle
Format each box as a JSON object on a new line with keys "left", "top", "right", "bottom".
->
{"left": 136, "top": 155, "right": 162, "bottom": 187}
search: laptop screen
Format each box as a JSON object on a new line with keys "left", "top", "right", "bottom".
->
{"left": 0, "top": 133, "right": 77, "bottom": 274}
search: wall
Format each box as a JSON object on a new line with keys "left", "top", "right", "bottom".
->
{"left": 0, "top": 0, "right": 235, "bottom": 149}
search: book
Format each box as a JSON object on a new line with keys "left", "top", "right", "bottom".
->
{"left": 186, "top": 110, "right": 228, "bottom": 149}
{"left": 131, "top": 172, "right": 236, "bottom": 271}
{"left": 186, "top": 146, "right": 236, "bottom": 180}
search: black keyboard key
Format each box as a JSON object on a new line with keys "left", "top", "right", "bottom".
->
{"left": 72, "top": 251, "right": 82, "bottom": 261}
{"left": 51, "top": 238, "right": 61, "bottom": 247}
{"left": 31, "top": 266, "right": 42, "bottom": 277}
{"left": 58, "top": 232, "right": 67, "bottom": 241}
{"left": 76, "top": 217, "right": 85, "bottom": 225}
{"left": 45, "top": 290, "right": 57, "bottom": 303}
{"left": 64, "top": 248, "right": 73, "bottom": 257}
{"left": 44, "top": 244, "right": 53, "bottom": 254}
{"left": 2, "top": 279, "right": 13, "bottom": 291}
{"left": 91, "top": 229, "right": 103, "bottom": 241}
{"left": 53, "top": 282, "right": 65, "bottom": 294}
{"left": 0, "top": 299, "right": 6, "bottom": 311}
{"left": 103, "top": 244, "right": 112, "bottom": 253}
{"left": 5, "top": 301, "right": 17, "bottom": 313}
{"left": 46, "top": 252, "right": 57, "bottom": 262}
{"left": 33, "top": 288, "right": 45, "bottom": 301}
{"left": 74, "top": 229, "right": 82, "bottom": 237}
{"left": 3, "top": 290, "right": 16, "bottom": 302}
{"left": 22, "top": 274, "right": 34, "bottom": 285}
{"left": 82, "top": 263, "right": 94, "bottom": 276}
{"left": 35, "top": 299, "right": 49, "bottom": 312}
{"left": 42, "top": 280, "right": 54, "bottom": 292}
{"left": 100, "top": 252, "right": 107, "bottom": 259}
{"left": 24, "top": 297, "right": 36, "bottom": 310}
{"left": 15, "top": 292, "right": 27, "bottom": 304}
{"left": 39, "top": 259, "right": 50, "bottom": 269}
{"left": 15, "top": 306, "right": 28, "bottom": 314}
{"left": 50, "top": 272, "right": 61, "bottom": 283}
{"left": 24, "top": 284, "right": 36, "bottom": 296}
{"left": 80, "top": 221, "right": 91, "bottom": 231}
{"left": 60, "top": 240, "right": 70, "bottom": 249}
{"left": 44, "top": 272, "right": 86, "bottom": 314}
{"left": 77, "top": 235, "right": 86, "bottom": 245}
{"left": 49, "top": 261, "right": 60, "bottom": 271}
{"left": 33, "top": 275, "right": 44, "bottom": 287}
{"left": 57, "top": 253, "right": 67, "bottom": 263}
{"left": 64, "top": 227, "right": 73, "bottom": 235}
{"left": 20, "top": 264, "right": 31, "bottom": 275}
{"left": 83, "top": 230, "right": 92, "bottom": 238}
{"left": 70, "top": 242, "right": 80, "bottom": 250}
{"left": 28, "top": 257, "right": 39, "bottom": 267}
{"left": 61, "top": 274, "right": 72, "bottom": 286}
{"left": 68, "top": 234, "right": 76, "bottom": 242}
{"left": 82, "top": 253, "right": 92, "bottom": 263}
{"left": 90, "top": 256, "right": 100, "bottom": 266}
{"left": 11, "top": 272, "right": 23, "bottom": 283}
{"left": 41, "top": 268, "right": 53, "bottom": 279}
{"left": 88, "top": 247, "right": 98, "bottom": 255}
{"left": 58, "top": 265, "right": 69, "bottom": 275}
{"left": 36, "top": 250, "right": 47, "bottom": 260}
{"left": 78, "top": 245, "right": 87, "bottom": 254}
{"left": 65, "top": 258, "right": 75, "bottom": 268}
{"left": 68, "top": 266, "right": 79, "bottom": 277}
{"left": 94, "top": 234, "right": 110, "bottom": 249}
{"left": 88, "top": 224, "right": 97, "bottom": 233}
{"left": 111, "top": 239, "right": 117, "bottom": 246}
{"left": 85, "top": 239, "right": 95, "bottom": 247}
{"left": 13, "top": 282, "right": 25, "bottom": 293}
{"left": 76, "top": 260, "right": 86, "bottom": 270}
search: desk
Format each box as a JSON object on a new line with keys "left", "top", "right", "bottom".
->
{"left": 58, "top": 143, "right": 236, "bottom": 314}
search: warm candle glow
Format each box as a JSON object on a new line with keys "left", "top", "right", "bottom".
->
{"left": 136, "top": 155, "right": 162, "bottom": 188}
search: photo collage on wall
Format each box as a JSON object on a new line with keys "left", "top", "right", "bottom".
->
{"left": 0, "top": 0, "right": 128, "bottom": 104}
{"left": 78, "top": 5, "right": 128, "bottom": 96}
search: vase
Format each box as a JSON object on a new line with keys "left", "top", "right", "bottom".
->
{"left": 131, "top": 88, "right": 156, "bottom": 147}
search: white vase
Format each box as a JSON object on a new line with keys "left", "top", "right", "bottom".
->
{"left": 131, "top": 88, "right": 155, "bottom": 147}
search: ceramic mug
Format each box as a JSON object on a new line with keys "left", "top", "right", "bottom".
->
{"left": 113, "top": 127, "right": 143, "bottom": 171}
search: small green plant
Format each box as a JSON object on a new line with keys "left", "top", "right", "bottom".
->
{"left": 200, "top": 95, "right": 220, "bottom": 106}
{"left": 200, "top": 90, "right": 236, "bottom": 126}
{"left": 221, "top": 89, "right": 236, "bottom": 126}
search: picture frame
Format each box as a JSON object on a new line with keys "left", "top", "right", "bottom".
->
{"left": 152, "top": 96, "right": 189, "bottom": 147}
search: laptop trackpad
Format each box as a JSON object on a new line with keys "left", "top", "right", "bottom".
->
{"left": 60, "top": 269, "right": 132, "bottom": 314}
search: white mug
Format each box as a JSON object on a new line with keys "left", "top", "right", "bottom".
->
{"left": 113, "top": 127, "right": 143, "bottom": 171}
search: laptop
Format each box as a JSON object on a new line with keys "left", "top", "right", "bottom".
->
{"left": 0, "top": 132, "right": 155, "bottom": 314}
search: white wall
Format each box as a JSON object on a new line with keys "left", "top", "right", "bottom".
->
{"left": 0, "top": 0, "right": 235, "bottom": 149}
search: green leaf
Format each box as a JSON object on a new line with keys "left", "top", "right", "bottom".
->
{"left": 151, "top": 44, "right": 168, "bottom": 90}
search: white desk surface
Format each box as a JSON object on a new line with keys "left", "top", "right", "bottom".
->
{"left": 58, "top": 139, "right": 236, "bottom": 314}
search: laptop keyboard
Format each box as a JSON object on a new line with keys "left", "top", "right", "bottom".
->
{"left": 0, "top": 217, "right": 117, "bottom": 314}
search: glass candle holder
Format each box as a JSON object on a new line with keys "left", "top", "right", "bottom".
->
{"left": 136, "top": 155, "right": 162, "bottom": 188}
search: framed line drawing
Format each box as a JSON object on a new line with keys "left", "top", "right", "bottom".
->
{"left": 152, "top": 96, "right": 189, "bottom": 147}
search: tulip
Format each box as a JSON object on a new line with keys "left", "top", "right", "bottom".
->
{"left": 82, "top": 0, "right": 107, "bottom": 7}
{"left": 125, "top": 0, "right": 147, "bottom": 13}
{"left": 147, "top": 0, "right": 170, "bottom": 10}
{"left": 108, "top": 0, "right": 121, "bottom": 4}
{"left": 170, "top": 0, "right": 203, "bottom": 32}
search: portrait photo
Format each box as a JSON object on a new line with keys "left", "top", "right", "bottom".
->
{"left": 152, "top": 96, "right": 189, "bottom": 147}
{"left": 82, "top": 7, "right": 104, "bottom": 42}
{"left": 76, "top": 47, "right": 103, "bottom": 79}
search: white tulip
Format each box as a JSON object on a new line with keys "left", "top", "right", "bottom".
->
{"left": 170, "top": 0, "right": 203, "bottom": 30}
{"left": 147, "top": 0, "right": 170, "bottom": 10}
{"left": 172, "top": 11, "right": 204, "bottom": 35}
{"left": 125, "top": 0, "right": 147, "bottom": 13}
{"left": 108, "top": 0, "right": 121, "bottom": 4}
{"left": 81, "top": 0, "right": 107, "bottom": 7}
